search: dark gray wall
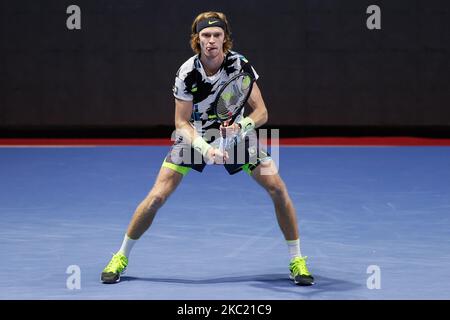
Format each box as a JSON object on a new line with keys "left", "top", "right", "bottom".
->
{"left": 1, "top": 0, "right": 449, "bottom": 132}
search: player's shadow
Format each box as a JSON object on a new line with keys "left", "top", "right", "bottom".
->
{"left": 121, "top": 273, "right": 361, "bottom": 296}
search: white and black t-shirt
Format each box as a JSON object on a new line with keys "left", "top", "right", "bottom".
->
{"left": 173, "top": 51, "right": 259, "bottom": 133}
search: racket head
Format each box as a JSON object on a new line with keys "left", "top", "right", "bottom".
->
{"left": 213, "top": 72, "right": 255, "bottom": 123}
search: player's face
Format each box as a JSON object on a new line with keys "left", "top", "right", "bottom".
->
{"left": 199, "top": 27, "right": 225, "bottom": 58}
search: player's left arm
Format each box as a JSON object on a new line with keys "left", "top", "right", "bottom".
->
{"left": 245, "top": 82, "right": 268, "bottom": 128}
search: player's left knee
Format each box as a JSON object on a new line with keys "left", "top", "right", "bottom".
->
{"left": 267, "top": 181, "right": 287, "bottom": 199}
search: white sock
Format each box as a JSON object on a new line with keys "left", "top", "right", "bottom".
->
{"left": 118, "top": 234, "right": 137, "bottom": 258}
{"left": 287, "top": 239, "right": 302, "bottom": 260}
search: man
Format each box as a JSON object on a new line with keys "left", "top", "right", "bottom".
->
{"left": 101, "top": 11, "right": 314, "bottom": 286}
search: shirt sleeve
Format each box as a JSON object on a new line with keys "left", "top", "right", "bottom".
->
{"left": 173, "top": 68, "right": 193, "bottom": 101}
{"left": 240, "top": 56, "right": 260, "bottom": 81}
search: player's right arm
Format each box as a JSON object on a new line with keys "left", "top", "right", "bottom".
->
{"left": 174, "top": 98, "right": 227, "bottom": 163}
{"left": 174, "top": 98, "right": 197, "bottom": 144}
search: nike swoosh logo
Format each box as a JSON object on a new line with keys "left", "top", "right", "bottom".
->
{"left": 208, "top": 20, "right": 219, "bottom": 25}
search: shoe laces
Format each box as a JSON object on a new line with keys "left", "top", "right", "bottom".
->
{"left": 290, "top": 256, "right": 311, "bottom": 276}
{"left": 104, "top": 253, "right": 127, "bottom": 273}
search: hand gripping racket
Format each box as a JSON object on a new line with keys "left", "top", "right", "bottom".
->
{"left": 211, "top": 72, "right": 255, "bottom": 154}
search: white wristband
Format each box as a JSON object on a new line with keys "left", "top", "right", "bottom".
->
{"left": 237, "top": 117, "right": 255, "bottom": 132}
{"left": 192, "top": 136, "right": 211, "bottom": 156}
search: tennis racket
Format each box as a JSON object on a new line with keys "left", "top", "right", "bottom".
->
{"left": 212, "top": 72, "right": 255, "bottom": 154}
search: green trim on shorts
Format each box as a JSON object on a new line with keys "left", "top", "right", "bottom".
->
{"left": 162, "top": 159, "right": 191, "bottom": 176}
{"left": 242, "top": 163, "right": 253, "bottom": 175}
{"left": 242, "top": 155, "right": 273, "bottom": 176}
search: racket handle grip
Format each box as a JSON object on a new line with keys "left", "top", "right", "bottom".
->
{"left": 219, "top": 136, "right": 224, "bottom": 152}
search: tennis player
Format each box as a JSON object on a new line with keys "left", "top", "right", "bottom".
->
{"left": 101, "top": 11, "right": 314, "bottom": 286}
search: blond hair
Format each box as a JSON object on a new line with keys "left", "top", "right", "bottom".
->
{"left": 190, "top": 11, "right": 233, "bottom": 54}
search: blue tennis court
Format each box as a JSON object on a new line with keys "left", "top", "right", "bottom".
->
{"left": 1, "top": 145, "right": 449, "bottom": 299}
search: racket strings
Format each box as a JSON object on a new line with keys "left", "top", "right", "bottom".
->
{"left": 216, "top": 75, "right": 252, "bottom": 121}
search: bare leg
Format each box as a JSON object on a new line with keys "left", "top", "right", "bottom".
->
{"left": 251, "top": 160, "right": 299, "bottom": 241}
{"left": 127, "top": 167, "right": 183, "bottom": 239}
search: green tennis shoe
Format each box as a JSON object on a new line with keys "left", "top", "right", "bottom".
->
{"left": 289, "top": 256, "right": 315, "bottom": 286}
{"left": 101, "top": 253, "right": 128, "bottom": 284}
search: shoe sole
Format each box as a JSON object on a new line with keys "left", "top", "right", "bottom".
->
{"left": 101, "top": 268, "right": 127, "bottom": 284}
{"left": 289, "top": 274, "right": 315, "bottom": 286}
